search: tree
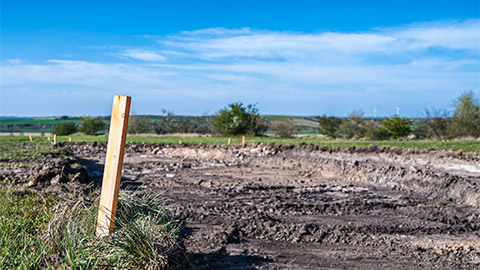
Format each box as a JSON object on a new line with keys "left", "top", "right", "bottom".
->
{"left": 449, "top": 91, "right": 480, "bottom": 138}
{"left": 318, "top": 115, "right": 343, "bottom": 138}
{"left": 212, "top": 102, "right": 267, "bottom": 135}
{"left": 424, "top": 107, "right": 450, "bottom": 139}
{"left": 128, "top": 115, "right": 153, "bottom": 134}
{"left": 338, "top": 110, "right": 366, "bottom": 139}
{"left": 52, "top": 122, "right": 77, "bottom": 135}
{"left": 273, "top": 118, "right": 296, "bottom": 138}
{"left": 80, "top": 117, "right": 106, "bottom": 135}
{"left": 380, "top": 116, "right": 412, "bottom": 139}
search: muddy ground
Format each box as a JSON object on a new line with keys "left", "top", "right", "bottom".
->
{"left": 3, "top": 142, "right": 480, "bottom": 269}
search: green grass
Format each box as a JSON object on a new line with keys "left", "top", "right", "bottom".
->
{"left": 0, "top": 186, "right": 57, "bottom": 269}
{"left": 0, "top": 138, "right": 73, "bottom": 160}
{"left": 2, "top": 135, "right": 479, "bottom": 152}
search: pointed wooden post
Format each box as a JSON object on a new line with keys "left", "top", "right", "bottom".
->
{"left": 228, "top": 137, "right": 231, "bottom": 145}
{"left": 96, "top": 95, "right": 131, "bottom": 237}
{"left": 53, "top": 134, "right": 57, "bottom": 145}
{"left": 179, "top": 140, "right": 182, "bottom": 145}
{"left": 242, "top": 136, "right": 245, "bottom": 147}
{"left": 29, "top": 135, "right": 32, "bottom": 142}
{"left": 69, "top": 137, "right": 72, "bottom": 142}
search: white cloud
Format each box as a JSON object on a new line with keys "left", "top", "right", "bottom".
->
{"left": 1, "top": 19, "right": 479, "bottom": 116}
{"left": 121, "top": 49, "right": 167, "bottom": 62}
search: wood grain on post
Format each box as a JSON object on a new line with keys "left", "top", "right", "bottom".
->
{"left": 96, "top": 95, "right": 131, "bottom": 238}
{"left": 242, "top": 136, "right": 245, "bottom": 147}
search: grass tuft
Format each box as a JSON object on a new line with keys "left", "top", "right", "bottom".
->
{"left": 46, "top": 191, "right": 186, "bottom": 269}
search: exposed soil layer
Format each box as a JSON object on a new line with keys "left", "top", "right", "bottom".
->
{"left": 9, "top": 142, "right": 480, "bottom": 269}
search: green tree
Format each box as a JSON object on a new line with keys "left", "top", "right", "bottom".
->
{"left": 338, "top": 110, "right": 366, "bottom": 139}
{"left": 212, "top": 102, "right": 266, "bottom": 135}
{"left": 80, "top": 117, "right": 106, "bottom": 135}
{"left": 273, "top": 118, "right": 296, "bottom": 138}
{"left": 449, "top": 91, "right": 480, "bottom": 138}
{"left": 52, "top": 122, "right": 77, "bottom": 135}
{"left": 318, "top": 115, "right": 343, "bottom": 138}
{"left": 128, "top": 115, "right": 153, "bottom": 134}
{"left": 380, "top": 116, "right": 412, "bottom": 139}
{"left": 424, "top": 107, "right": 450, "bottom": 139}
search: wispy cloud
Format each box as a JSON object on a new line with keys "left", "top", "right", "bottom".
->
{"left": 1, "top": 19, "right": 479, "bottom": 116}
{"left": 121, "top": 49, "right": 167, "bottom": 62}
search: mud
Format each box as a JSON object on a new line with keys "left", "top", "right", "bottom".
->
{"left": 4, "top": 141, "right": 480, "bottom": 269}
{"left": 64, "top": 142, "right": 480, "bottom": 269}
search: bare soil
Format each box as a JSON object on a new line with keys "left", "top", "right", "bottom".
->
{"left": 3, "top": 142, "right": 480, "bottom": 269}
{"left": 63, "top": 142, "right": 479, "bottom": 269}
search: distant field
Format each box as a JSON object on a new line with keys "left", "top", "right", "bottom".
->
{"left": 0, "top": 115, "right": 321, "bottom": 134}
{"left": 1, "top": 135, "right": 479, "bottom": 153}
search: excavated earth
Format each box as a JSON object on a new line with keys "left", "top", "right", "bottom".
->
{"left": 8, "top": 141, "right": 480, "bottom": 269}
{"left": 65, "top": 142, "right": 480, "bottom": 270}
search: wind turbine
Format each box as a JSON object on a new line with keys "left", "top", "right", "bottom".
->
{"left": 396, "top": 107, "right": 400, "bottom": 116}
{"left": 373, "top": 108, "right": 377, "bottom": 118}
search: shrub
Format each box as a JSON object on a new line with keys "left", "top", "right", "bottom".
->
{"left": 80, "top": 117, "right": 106, "bottom": 135}
{"left": 273, "top": 119, "right": 296, "bottom": 138}
{"left": 424, "top": 107, "right": 450, "bottom": 139}
{"left": 338, "top": 110, "right": 365, "bottom": 139}
{"left": 363, "top": 120, "right": 390, "bottom": 140}
{"left": 448, "top": 91, "right": 480, "bottom": 138}
{"left": 380, "top": 116, "right": 412, "bottom": 139}
{"left": 318, "top": 116, "right": 343, "bottom": 138}
{"left": 212, "top": 102, "right": 267, "bottom": 135}
{"left": 52, "top": 122, "right": 77, "bottom": 135}
{"left": 128, "top": 115, "right": 153, "bottom": 134}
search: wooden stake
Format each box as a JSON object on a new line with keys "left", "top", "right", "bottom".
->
{"left": 242, "top": 136, "right": 245, "bottom": 147}
{"left": 179, "top": 140, "right": 182, "bottom": 145}
{"left": 47, "top": 136, "right": 50, "bottom": 141}
{"left": 29, "top": 135, "right": 32, "bottom": 142}
{"left": 96, "top": 95, "right": 131, "bottom": 238}
{"left": 228, "top": 137, "right": 231, "bottom": 145}
{"left": 53, "top": 134, "right": 57, "bottom": 145}
{"left": 69, "top": 137, "right": 72, "bottom": 142}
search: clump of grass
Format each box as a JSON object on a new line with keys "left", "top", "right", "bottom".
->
{"left": 0, "top": 185, "right": 57, "bottom": 269}
{"left": 47, "top": 191, "right": 187, "bottom": 269}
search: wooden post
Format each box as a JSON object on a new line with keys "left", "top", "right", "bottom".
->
{"left": 242, "top": 136, "right": 245, "bottom": 147}
{"left": 69, "top": 137, "right": 72, "bottom": 142}
{"left": 96, "top": 95, "right": 131, "bottom": 237}
{"left": 47, "top": 136, "right": 50, "bottom": 141}
{"left": 29, "top": 135, "right": 32, "bottom": 142}
{"left": 179, "top": 140, "right": 182, "bottom": 145}
{"left": 228, "top": 137, "right": 231, "bottom": 145}
{"left": 53, "top": 134, "right": 57, "bottom": 145}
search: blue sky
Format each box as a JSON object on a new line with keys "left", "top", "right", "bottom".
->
{"left": 1, "top": 0, "right": 479, "bottom": 117}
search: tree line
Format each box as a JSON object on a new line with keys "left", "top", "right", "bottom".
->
{"left": 52, "top": 91, "right": 480, "bottom": 140}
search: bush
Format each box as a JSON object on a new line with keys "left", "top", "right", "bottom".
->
{"left": 273, "top": 119, "right": 296, "bottom": 138}
{"left": 449, "top": 91, "right": 480, "bottom": 138}
{"left": 424, "top": 107, "right": 450, "bottom": 139}
{"left": 338, "top": 110, "right": 365, "bottom": 139}
{"left": 380, "top": 116, "right": 412, "bottom": 139}
{"left": 52, "top": 122, "right": 77, "bottom": 135}
{"left": 212, "top": 102, "right": 267, "bottom": 135}
{"left": 128, "top": 115, "right": 153, "bottom": 134}
{"left": 80, "top": 117, "right": 106, "bottom": 135}
{"left": 363, "top": 120, "right": 390, "bottom": 140}
{"left": 318, "top": 116, "right": 343, "bottom": 138}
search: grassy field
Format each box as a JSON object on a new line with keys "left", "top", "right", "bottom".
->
{"left": 2, "top": 135, "right": 479, "bottom": 152}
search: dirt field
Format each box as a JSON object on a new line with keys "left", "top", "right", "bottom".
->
{"left": 56, "top": 142, "right": 478, "bottom": 270}
{"left": 2, "top": 141, "right": 480, "bottom": 269}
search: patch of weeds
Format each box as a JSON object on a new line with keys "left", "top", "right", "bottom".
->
{"left": 47, "top": 191, "right": 187, "bottom": 269}
{"left": 0, "top": 185, "right": 57, "bottom": 269}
